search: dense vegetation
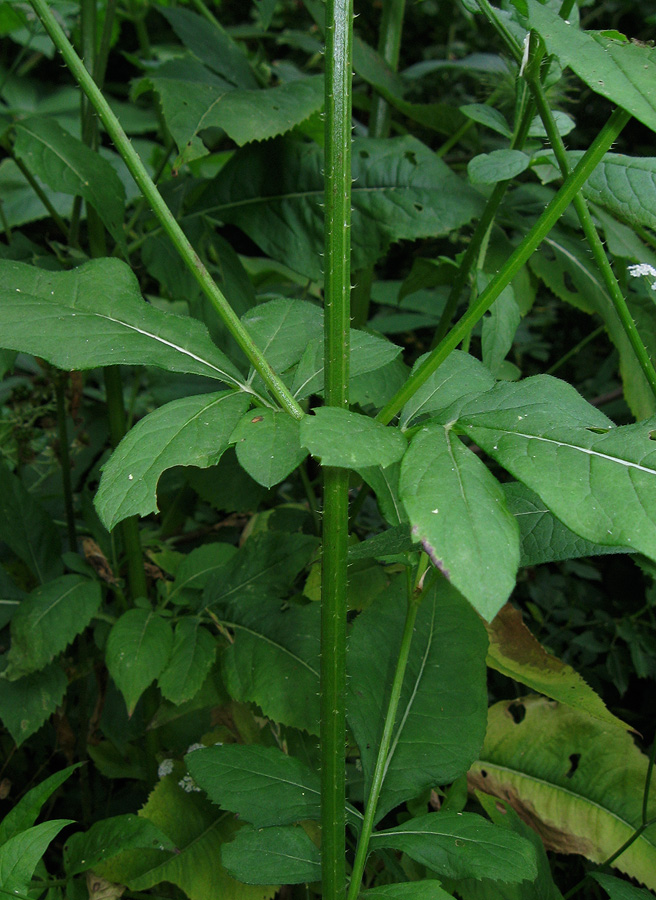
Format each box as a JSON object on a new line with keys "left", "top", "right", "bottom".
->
{"left": 1, "top": 0, "right": 656, "bottom": 898}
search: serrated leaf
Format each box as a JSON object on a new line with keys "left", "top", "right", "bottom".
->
{"left": 469, "top": 697, "right": 656, "bottom": 889}
{"left": 528, "top": 2, "right": 656, "bottom": 134}
{"left": 221, "top": 824, "right": 321, "bottom": 885}
{"left": 157, "top": 619, "right": 216, "bottom": 705}
{"left": 218, "top": 595, "right": 320, "bottom": 734}
{"left": 64, "top": 815, "right": 176, "bottom": 876}
{"left": 0, "top": 258, "right": 243, "bottom": 385}
{"left": 300, "top": 408, "right": 406, "bottom": 469}
{"left": 400, "top": 425, "right": 519, "bottom": 620}
{"left": 360, "top": 883, "right": 455, "bottom": 900}
{"left": 4, "top": 575, "right": 101, "bottom": 680}
{"left": 0, "top": 765, "right": 78, "bottom": 846}
{"left": 96, "top": 776, "right": 275, "bottom": 900}
{"left": 575, "top": 154, "right": 656, "bottom": 232}
{"left": 400, "top": 350, "right": 495, "bottom": 429}
{"left": 486, "top": 604, "right": 630, "bottom": 731}
{"left": 106, "top": 609, "right": 174, "bottom": 716}
{"left": 241, "top": 297, "right": 324, "bottom": 373}
{"left": 457, "top": 376, "right": 656, "bottom": 559}
{"left": 291, "top": 330, "right": 401, "bottom": 400}
{"left": 232, "top": 409, "right": 307, "bottom": 487}
{"left": 13, "top": 117, "right": 126, "bottom": 248}
{"left": 370, "top": 812, "right": 538, "bottom": 883}
{"left": 347, "top": 577, "right": 488, "bottom": 822}
{"left": 194, "top": 135, "right": 483, "bottom": 280}
{"left": 347, "top": 525, "right": 416, "bottom": 561}
{"left": 95, "top": 391, "right": 250, "bottom": 531}
{"left": 0, "top": 820, "right": 73, "bottom": 894}
{"left": 503, "top": 481, "right": 631, "bottom": 565}
{"left": 468, "top": 150, "right": 530, "bottom": 185}
{"left": 592, "top": 872, "right": 655, "bottom": 900}
{"left": 0, "top": 661, "right": 67, "bottom": 746}
{"left": 0, "top": 460, "right": 62, "bottom": 583}
{"left": 186, "top": 744, "right": 321, "bottom": 827}
{"left": 168, "top": 543, "right": 237, "bottom": 606}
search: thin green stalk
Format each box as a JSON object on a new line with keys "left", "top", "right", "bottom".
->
{"left": 4, "top": 149, "right": 71, "bottom": 241}
{"left": 546, "top": 325, "right": 605, "bottom": 376}
{"left": 369, "top": 0, "right": 406, "bottom": 139}
{"left": 104, "top": 366, "right": 148, "bottom": 602}
{"left": 377, "top": 107, "right": 632, "bottom": 425}
{"left": 29, "top": 0, "right": 303, "bottom": 422}
{"left": 54, "top": 372, "right": 77, "bottom": 552}
{"left": 322, "top": 0, "right": 354, "bottom": 896}
{"left": 346, "top": 571, "right": 425, "bottom": 900}
{"left": 524, "top": 58, "right": 656, "bottom": 399}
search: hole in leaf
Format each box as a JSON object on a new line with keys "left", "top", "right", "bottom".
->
{"left": 649, "top": 430, "right": 656, "bottom": 441}
{"left": 404, "top": 150, "right": 417, "bottom": 165}
{"left": 566, "top": 753, "right": 581, "bottom": 778}
{"left": 563, "top": 271, "right": 576, "bottom": 293}
{"left": 414, "top": 203, "right": 424, "bottom": 212}
{"left": 359, "top": 149, "right": 369, "bottom": 159}
{"left": 542, "top": 245, "right": 556, "bottom": 261}
{"left": 480, "top": 769, "right": 488, "bottom": 778}
{"left": 508, "top": 701, "right": 525, "bottom": 724}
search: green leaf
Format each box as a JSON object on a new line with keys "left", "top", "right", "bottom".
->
{"left": 96, "top": 775, "right": 275, "bottom": 900}
{"left": 0, "top": 820, "right": 73, "bottom": 894}
{"left": 160, "top": 7, "right": 258, "bottom": 88}
{"left": 218, "top": 595, "right": 320, "bottom": 734}
{"left": 291, "top": 330, "right": 401, "bottom": 400}
{"left": 400, "top": 425, "right": 519, "bottom": 620}
{"left": 469, "top": 697, "right": 656, "bottom": 889}
{"left": 0, "top": 661, "right": 67, "bottom": 746}
{"left": 457, "top": 377, "right": 656, "bottom": 559}
{"left": 64, "top": 815, "right": 177, "bottom": 876}
{"left": 528, "top": 2, "right": 656, "bottom": 134}
{"left": 4, "top": 575, "right": 101, "bottom": 680}
{"left": 232, "top": 409, "right": 307, "bottom": 487}
{"left": 460, "top": 103, "right": 512, "bottom": 137}
{"left": 485, "top": 603, "right": 630, "bottom": 731}
{"left": 347, "top": 525, "right": 417, "bottom": 561}
{"left": 13, "top": 117, "right": 126, "bottom": 248}
{"left": 0, "top": 460, "right": 62, "bottom": 583}
{"left": 0, "top": 160, "right": 68, "bottom": 231}
{"left": 157, "top": 619, "right": 216, "bottom": 706}
{"left": 481, "top": 282, "right": 521, "bottom": 378}
{"left": 106, "top": 609, "right": 174, "bottom": 716}
{"left": 221, "top": 824, "right": 321, "bottom": 885}
{"left": 360, "top": 883, "right": 455, "bottom": 900}
{"left": 194, "top": 135, "right": 483, "bottom": 280}
{"left": 241, "top": 297, "right": 324, "bottom": 374}
{"left": 300, "top": 408, "right": 406, "bottom": 469}
{"left": 141, "top": 71, "right": 324, "bottom": 165}
{"left": 167, "top": 543, "right": 237, "bottom": 606}
{"left": 186, "top": 744, "right": 321, "bottom": 826}
{"left": 370, "top": 812, "right": 538, "bottom": 883}
{"left": 356, "top": 461, "right": 408, "bottom": 526}
{"left": 573, "top": 153, "right": 656, "bottom": 232}
{"left": 95, "top": 391, "right": 250, "bottom": 531}
{"left": 468, "top": 150, "right": 530, "bottom": 185}
{"left": 503, "top": 481, "right": 631, "bottom": 565}
{"left": 400, "top": 350, "right": 495, "bottom": 429}
{"left": 347, "top": 578, "right": 488, "bottom": 822}
{"left": 592, "top": 872, "right": 656, "bottom": 900}
{"left": 0, "top": 258, "right": 244, "bottom": 385}
{"left": 0, "top": 765, "right": 78, "bottom": 846}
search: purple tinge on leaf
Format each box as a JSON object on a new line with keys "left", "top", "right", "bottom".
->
{"left": 413, "top": 526, "right": 451, "bottom": 581}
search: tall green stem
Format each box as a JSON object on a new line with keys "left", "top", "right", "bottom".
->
{"left": 524, "top": 58, "right": 656, "bottom": 399}
{"left": 28, "top": 0, "right": 303, "bottom": 421}
{"left": 376, "top": 107, "right": 631, "bottom": 425}
{"left": 54, "top": 372, "right": 77, "bottom": 553}
{"left": 322, "top": 0, "right": 354, "bottom": 896}
{"left": 345, "top": 573, "right": 424, "bottom": 900}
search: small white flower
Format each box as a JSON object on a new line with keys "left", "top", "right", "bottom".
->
{"left": 158, "top": 759, "right": 174, "bottom": 778}
{"left": 628, "top": 263, "right": 656, "bottom": 279}
{"left": 179, "top": 774, "right": 202, "bottom": 793}
{"left": 186, "top": 742, "right": 204, "bottom": 753}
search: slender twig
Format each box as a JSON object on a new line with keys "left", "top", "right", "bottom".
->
{"left": 28, "top": 0, "right": 304, "bottom": 421}
{"left": 376, "top": 107, "right": 632, "bottom": 425}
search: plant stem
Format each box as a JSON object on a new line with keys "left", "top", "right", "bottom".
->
{"left": 322, "top": 0, "right": 354, "bottom": 895}
{"left": 54, "top": 372, "right": 77, "bottom": 552}
{"left": 545, "top": 325, "right": 605, "bottom": 376}
{"left": 524, "top": 60, "right": 656, "bottom": 399}
{"left": 28, "top": 0, "right": 304, "bottom": 422}
{"left": 369, "top": 0, "right": 406, "bottom": 139}
{"left": 376, "top": 107, "right": 632, "bottom": 425}
{"left": 346, "top": 575, "right": 423, "bottom": 900}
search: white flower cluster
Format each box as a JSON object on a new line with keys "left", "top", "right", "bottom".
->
{"left": 178, "top": 774, "right": 202, "bottom": 793}
{"left": 158, "top": 758, "right": 174, "bottom": 778}
{"left": 628, "top": 263, "right": 656, "bottom": 289}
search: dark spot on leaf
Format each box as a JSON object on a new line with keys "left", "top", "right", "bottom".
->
{"left": 563, "top": 271, "right": 576, "bottom": 293}
{"left": 566, "top": 753, "right": 580, "bottom": 778}
{"left": 251, "top": 416, "right": 264, "bottom": 423}
{"left": 272, "top": 105, "right": 280, "bottom": 111}
{"left": 404, "top": 150, "right": 417, "bottom": 165}
{"left": 414, "top": 203, "right": 423, "bottom": 212}
{"left": 508, "top": 701, "right": 525, "bottom": 724}
{"left": 359, "top": 149, "right": 369, "bottom": 159}
{"left": 480, "top": 769, "right": 487, "bottom": 778}
{"left": 496, "top": 802, "right": 507, "bottom": 813}
{"left": 649, "top": 430, "right": 656, "bottom": 441}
